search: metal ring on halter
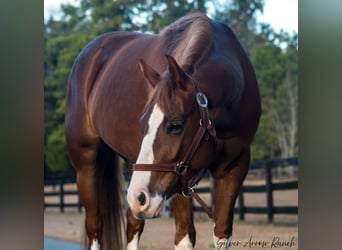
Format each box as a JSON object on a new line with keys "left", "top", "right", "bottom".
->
{"left": 181, "top": 187, "right": 195, "bottom": 198}
{"left": 181, "top": 189, "right": 190, "bottom": 198}
{"left": 196, "top": 92, "right": 208, "bottom": 108}
{"left": 199, "top": 118, "right": 212, "bottom": 127}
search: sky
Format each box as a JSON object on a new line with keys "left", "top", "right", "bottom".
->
{"left": 44, "top": 0, "right": 298, "bottom": 34}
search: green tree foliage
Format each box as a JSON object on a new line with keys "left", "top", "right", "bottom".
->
{"left": 213, "top": 0, "right": 265, "bottom": 52}
{"left": 45, "top": 124, "right": 71, "bottom": 173}
{"left": 251, "top": 35, "right": 298, "bottom": 159}
{"left": 130, "top": 0, "right": 207, "bottom": 32}
{"left": 44, "top": 0, "right": 298, "bottom": 174}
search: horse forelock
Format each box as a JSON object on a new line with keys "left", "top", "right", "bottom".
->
{"left": 153, "top": 75, "right": 197, "bottom": 119}
{"left": 160, "top": 12, "right": 213, "bottom": 74}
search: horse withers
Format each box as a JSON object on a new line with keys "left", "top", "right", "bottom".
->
{"left": 65, "top": 12, "right": 261, "bottom": 250}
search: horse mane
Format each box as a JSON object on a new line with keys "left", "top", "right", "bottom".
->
{"left": 160, "top": 12, "right": 213, "bottom": 74}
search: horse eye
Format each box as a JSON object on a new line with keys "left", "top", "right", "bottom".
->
{"left": 166, "top": 120, "right": 184, "bottom": 134}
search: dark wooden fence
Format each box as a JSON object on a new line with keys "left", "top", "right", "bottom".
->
{"left": 236, "top": 157, "right": 298, "bottom": 223}
{"left": 44, "top": 177, "right": 82, "bottom": 213}
{"left": 44, "top": 157, "right": 298, "bottom": 223}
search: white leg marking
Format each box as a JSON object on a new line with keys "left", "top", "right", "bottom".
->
{"left": 213, "top": 235, "right": 232, "bottom": 250}
{"left": 175, "top": 234, "right": 193, "bottom": 250}
{"left": 90, "top": 238, "right": 100, "bottom": 250}
{"left": 127, "top": 104, "right": 164, "bottom": 208}
{"left": 127, "top": 232, "right": 139, "bottom": 250}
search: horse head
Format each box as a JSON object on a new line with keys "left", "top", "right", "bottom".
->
{"left": 127, "top": 55, "right": 216, "bottom": 219}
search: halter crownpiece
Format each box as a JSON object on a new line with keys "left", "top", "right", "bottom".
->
{"left": 132, "top": 81, "right": 216, "bottom": 218}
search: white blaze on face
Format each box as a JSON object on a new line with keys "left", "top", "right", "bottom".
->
{"left": 136, "top": 104, "right": 164, "bottom": 164}
{"left": 127, "top": 104, "right": 164, "bottom": 209}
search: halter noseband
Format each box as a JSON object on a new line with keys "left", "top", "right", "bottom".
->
{"left": 132, "top": 80, "right": 216, "bottom": 218}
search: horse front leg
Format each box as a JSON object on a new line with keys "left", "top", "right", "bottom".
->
{"left": 126, "top": 209, "right": 145, "bottom": 250}
{"left": 212, "top": 148, "right": 250, "bottom": 250}
{"left": 172, "top": 194, "right": 196, "bottom": 250}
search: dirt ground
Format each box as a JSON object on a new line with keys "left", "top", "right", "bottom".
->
{"left": 44, "top": 177, "right": 298, "bottom": 249}
{"left": 44, "top": 210, "right": 297, "bottom": 250}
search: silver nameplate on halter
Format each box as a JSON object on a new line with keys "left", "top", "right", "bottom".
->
{"left": 196, "top": 92, "right": 208, "bottom": 108}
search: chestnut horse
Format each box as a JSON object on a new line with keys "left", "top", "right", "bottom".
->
{"left": 65, "top": 12, "right": 260, "bottom": 250}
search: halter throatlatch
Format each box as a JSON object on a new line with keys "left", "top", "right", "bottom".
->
{"left": 132, "top": 80, "right": 216, "bottom": 219}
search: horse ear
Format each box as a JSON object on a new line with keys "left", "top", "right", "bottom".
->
{"left": 138, "top": 59, "right": 160, "bottom": 88}
{"left": 165, "top": 54, "right": 189, "bottom": 89}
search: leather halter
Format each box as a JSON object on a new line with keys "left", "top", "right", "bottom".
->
{"left": 132, "top": 80, "right": 216, "bottom": 218}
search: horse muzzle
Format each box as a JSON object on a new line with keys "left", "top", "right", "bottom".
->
{"left": 127, "top": 188, "right": 166, "bottom": 219}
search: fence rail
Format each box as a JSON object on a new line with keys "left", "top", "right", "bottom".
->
{"left": 44, "top": 157, "right": 298, "bottom": 223}
{"left": 44, "top": 177, "right": 82, "bottom": 213}
{"left": 236, "top": 158, "right": 298, "bottom": 223}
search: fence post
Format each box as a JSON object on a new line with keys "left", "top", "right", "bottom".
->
{"left": 265, "top": 160, "right": 274, "bottom": 223}
{"left": 60, "top": 179, "right": 65, "bottom": 213}
{"left": 78, "top": 194, "right": 82, "bottom": 213}
{"left": 238, "top": 188, "right": 245, "bottom": 221}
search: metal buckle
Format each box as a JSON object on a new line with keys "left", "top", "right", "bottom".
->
{"left": 176, "top": 161, "right": 188, "bottom": 175}
{"left": 196, "top": 92, "right": 208, "bottom": 108}
{"left": 181, "top": 186, "right": 195, "bottom": 198}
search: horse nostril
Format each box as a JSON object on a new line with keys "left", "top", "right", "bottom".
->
{"left": 137, "top": 192, "right": 146, "bottom": 206}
